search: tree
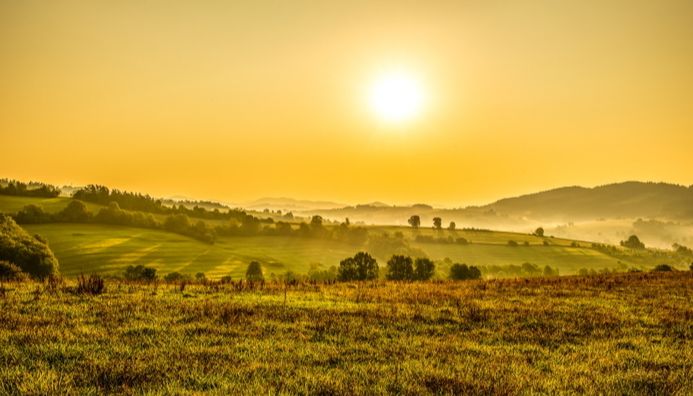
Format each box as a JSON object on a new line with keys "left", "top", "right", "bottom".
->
{"left": 407, "top": 215, "right": 421, "bottom": 229}
{"left": 534, "top": 227, "right": 544, "bottom": 237}
{"left": 338, "top": 252, "right": 378, "bottom": 281}
{"left": 124, "top": 265, "right": 157, "bottom": 281}
{"left": 195, "top": 272, "right": 206, "bottom": 281}
{"left": 448, "top": 221, "right": 456, "bottom": 231}
{"left": 386, "top": 255, "right": 414, "bottom": 280}
{"left": 413, "top": 258, "right": 435, "bottom": 280}
{"left": 432, "top": 217, "right": 442, "bottom": 230}
{"left": 246, "top": 261, "right": 264, "bottom": 281}
{"left": 689, "top": 262, "right": 693, "bottom": 271}
{"left": 59, "top": 200, "right": 91, "bottom": 222}
{"left": 14, "top": 204, "right": 52, "bottom": 224}
{"left": 337, "top": 257, "right": 357, "bottom": 281}
{"left": 450, "top": 263, "right": 481, "bottom": 280}
{"left": 620, "top": 235, "right": 645, "bottom": 249}
{"left": 543, "top": 265, "right": 558, "bottom": 277}
{"left": 310, "top": 215, "right": 323, "bottom": 228}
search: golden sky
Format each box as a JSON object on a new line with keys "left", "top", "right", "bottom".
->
{"left": 2, "top": 0, "right": 692, "bottom": 206}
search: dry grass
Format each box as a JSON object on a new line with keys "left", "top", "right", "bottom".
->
{"left": 0, "top": 272, "right": 691, "bottom": 394}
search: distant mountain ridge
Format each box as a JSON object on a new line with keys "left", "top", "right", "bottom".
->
{"left": 480, "top": 181, "right": 693, "bottom": 221}
{"left": 241, "top": 197, "right": 347, "bottom": 212}
{"left": 303, "top": 182, "right": 693, "bottom": 226}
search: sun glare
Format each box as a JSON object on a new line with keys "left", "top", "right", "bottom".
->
{"left": 369, "top": 71, "right": 425, "bottom": 124}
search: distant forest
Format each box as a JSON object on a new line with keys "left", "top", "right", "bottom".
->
{"left": 0, "top": 179, "right": 60, "bottom": 198}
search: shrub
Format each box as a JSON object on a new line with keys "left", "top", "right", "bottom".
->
{"left": 76, "top": 274, "right": 105, "bottom": 295}
{"left": 386, "top": 255, "right": 414, "bottom": 281}
{"left": 246, "top": 261, "right": 264, "bottom": 281}
{"left": 652, "top": 264, "right": 673, "bottom": 272}
{"left": 507, "top": 240, "right": 518, "bottom": 247}
{"left": 164, "top": 272, "right": 191, "bottom": 282}
{"left": 0, "top": 215, "right": 59, "bottom": 279}
{"left": 220, "top": 275, "right": 233, "bottom": 284}
{"left": 0, "top": 261, "right": 28, "bottom": 282}
{"left": 123, "top": 265, "right": 158, "bottom": 282}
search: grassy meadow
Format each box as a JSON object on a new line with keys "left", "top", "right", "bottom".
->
{"left": 0, "top": 272, "right": 690, "bottom": 394}
{"left": 0, "top": 195, "right": 683, "bottom": 279}
{"left": 21, "top": 223, "right": 634, "bottom": 279}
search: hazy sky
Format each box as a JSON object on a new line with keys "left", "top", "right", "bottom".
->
{"left": 2, "top": 0, "right": 692, "bottom": 206}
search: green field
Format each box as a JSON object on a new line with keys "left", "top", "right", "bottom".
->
{"left": 0, "top": 195, "right": 663, "bottom": 279}
{"left": 21, "top": 223, "right": 629, "bottom": 279}
{"left": 0, "top": 195, "right": 83, "bottom": 214}
{"left": 22, "top": 224, "right": 357, "bottom": 279}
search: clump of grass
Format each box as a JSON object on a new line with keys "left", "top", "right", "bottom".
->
{"left": 76, "top": 274, "right": 105, "bottom": 295}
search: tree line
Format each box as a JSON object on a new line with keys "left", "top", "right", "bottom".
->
{"left": 72, "top": 185, "right": 250, "bottom": 222}
{"left": 334, "top": 252, "right": 482, "bottom": 281}
{"left": 12, "top": 201, "right": 369, "bottom": 245}
{"left": 14, "top": 201, "right": 217, "bottom": 243}
{"left": 0, "top": 179, "right": 60, "bottom": 198}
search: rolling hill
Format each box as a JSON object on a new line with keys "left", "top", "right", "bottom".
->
{"left": 2, "top": 182, "right": 691, "bottom": 279}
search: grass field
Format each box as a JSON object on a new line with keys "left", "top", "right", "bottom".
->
{"left": 21, "top": 223, "right": 636, "bottom": 279}
{"left": 1, "top": 195, "right": 677, "bottom": 278}
{"left": 0, "top": 272, "right": 690, "bottom": 394}
{"left": 22, "top": 224, "right": 358, "bottom": 279}
{"left": 0, "top": 195, "right": 86, "bottom": 214}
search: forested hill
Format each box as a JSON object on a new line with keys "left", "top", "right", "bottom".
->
{"left": 480, "top": 182, "right": 693, "bottom": 221}
{"left": 306, "top": 182, "right": 693, "bottom": 226}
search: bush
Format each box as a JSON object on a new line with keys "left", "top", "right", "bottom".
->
{"left": 386, "top": 255, "right": 413, "bottom": 281}
{"left": 246, "top": 261, "right": 264, "bottom": 281}
{"left": 652, "top": 264, "right": 673, "bottom": 272}
{"left": 76, "top": 274, "right": 105, "bottom": 295}
{"left": 164, "top": 272, "right": 192, "bottom": 282}
{"left": 507, "top": 240, "right": 518, "bottom": 247}
{"left": 337, "top": 252, "right": 378, "bottom": 281}
{"left": 0, "top": 261, "right": 28, "bottom": 282}
{"left": 220, "top": 275, "right": 233, "bottom": 284}
{"left": 0, "top": 215, "right": 59, "bottom": 279}
{"left": 123, "top": 265, "right": 157, "bottom": 282}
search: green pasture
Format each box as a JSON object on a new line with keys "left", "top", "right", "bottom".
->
{"left": 22, "top": 222, "right": 632, "bottom": 279}
{"left": 22, "top": 224, "right": 357, "bottom": 279}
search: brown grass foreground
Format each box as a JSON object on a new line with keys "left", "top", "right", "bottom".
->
{"left": 0, "top": 272, "right": 691, "bottom": 395}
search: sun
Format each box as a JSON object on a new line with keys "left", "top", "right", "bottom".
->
{"left": 368, "top": 70, "right": 426, "bottom": 123}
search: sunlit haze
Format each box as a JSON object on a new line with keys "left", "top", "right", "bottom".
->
{"left": 2, "top": 0, "right": 692, "bottom": 206}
